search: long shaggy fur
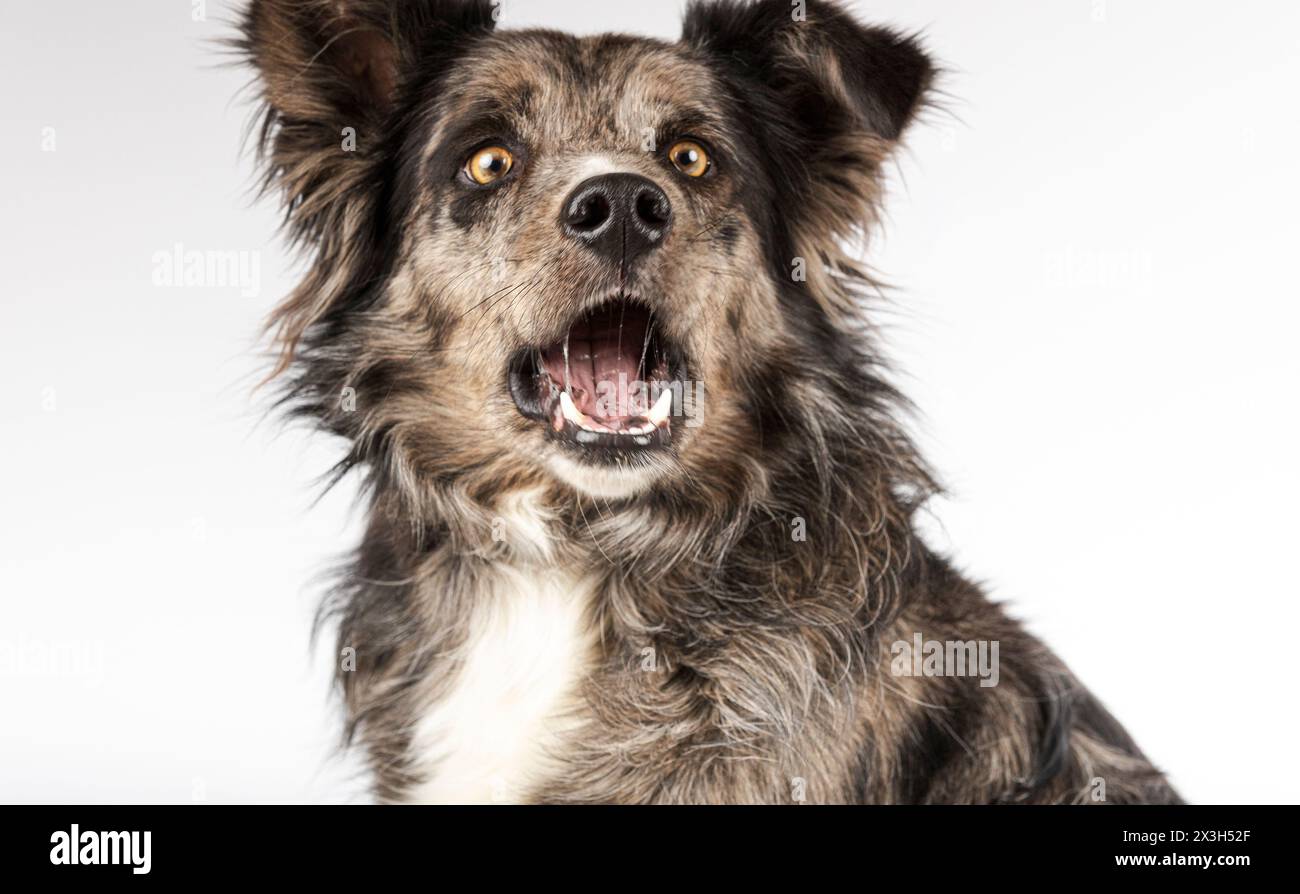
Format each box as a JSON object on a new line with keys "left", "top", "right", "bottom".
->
{"left": 238, "top": 0, "right": 1180, "bottom": 804}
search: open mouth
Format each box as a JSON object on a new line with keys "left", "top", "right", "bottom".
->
{"left": 508, "top": 296, "right": 688, "bottom": 456}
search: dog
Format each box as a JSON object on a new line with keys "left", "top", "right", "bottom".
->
{"left": 238, "top": 0, "right": 1181, "bottom": 804}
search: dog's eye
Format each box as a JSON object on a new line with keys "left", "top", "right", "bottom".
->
{"left": 465, "top": 146, "right": 514, "bottom": 185}
{"left": 667, "top": 139, "right": 711, "bottom": 178}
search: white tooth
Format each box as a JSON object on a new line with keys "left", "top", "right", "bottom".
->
{"left": 646, "top": 389, "right": 674, "bottom": 426}
{"left": 560, "top": 391, "right": 583, "bottom": 425}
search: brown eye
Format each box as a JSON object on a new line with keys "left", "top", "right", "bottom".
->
{"left": 465, "top": 146, "right": 514, "bottom": 185}
{"left": 668, "top": 139, "right": 711, "bottom": 178}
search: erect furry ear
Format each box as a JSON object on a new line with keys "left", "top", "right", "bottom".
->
{"left": 239, "top": 0, "right": 496, "bottom": 374}
{"left": 682, "top": 0, "right": 932, "bottom": 142}
{"left": 682, "top": 0, "right": 933, "bottom": 319}
{"left": 243, "top": 0, "right": 497, "bottom": 129}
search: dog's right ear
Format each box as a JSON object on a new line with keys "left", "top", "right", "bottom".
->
{"left": 241, "top": 0, "right": 497, "bottom": 220}
{"left": 240, "top": 0, "right": 496, "bottom": 372}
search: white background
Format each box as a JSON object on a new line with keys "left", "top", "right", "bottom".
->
{"left": 1, "top": 0, "right": 1296, "bottom": 804}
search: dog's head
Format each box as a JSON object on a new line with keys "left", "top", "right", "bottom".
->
{"left": 242, "top": 0, "right": 931, "bottom": 509}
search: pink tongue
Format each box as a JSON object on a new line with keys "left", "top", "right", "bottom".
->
{"left": 542, "top": 332, "right": 650, "bottom": 422}
{"left": 538, "top": 302, "right": 664, "bottom": 425}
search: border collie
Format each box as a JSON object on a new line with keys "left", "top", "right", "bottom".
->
{"left": 238, "top": 0, "right": 1180, "bottom": 804}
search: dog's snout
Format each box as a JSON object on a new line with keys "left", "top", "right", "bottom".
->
{"left": 561, "top": 173, "right": 672, "bottom": 266}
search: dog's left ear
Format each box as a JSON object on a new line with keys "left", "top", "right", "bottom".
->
{"left": 683, "top": 0, "right": 933, "bottom": 301}
{"left": 683, "top": 0, "right": 932, "bottom": 141}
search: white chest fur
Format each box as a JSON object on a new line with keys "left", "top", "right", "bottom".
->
{"left": 406, "top": 562, "right": 598, "bottom": 804}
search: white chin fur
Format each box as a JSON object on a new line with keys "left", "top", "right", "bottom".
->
{"left": 546, "top": 453, "right": 671, "bottom": 499}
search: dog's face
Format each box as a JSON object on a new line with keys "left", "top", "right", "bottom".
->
{"left": 402, "top": 31, "right": 774, "bottom": 498}
{"left": 243, "top": 0, "right": 931, "bottom": 505}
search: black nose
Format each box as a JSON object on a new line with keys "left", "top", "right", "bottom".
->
{"left": 560, "top": 173, "right": 672, "bottom": 267}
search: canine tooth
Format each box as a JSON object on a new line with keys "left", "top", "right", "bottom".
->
{"left": 646, "top": 389, "right": 674, "bottom": 426}
{"left": 560, "top": 391, "right": 583, "bottom": 425}
{"left": 562, "top": 331, "right": 571, "bottom": 391}
{"left": 633, "top": 435, "right": 651, "bottom": 446}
